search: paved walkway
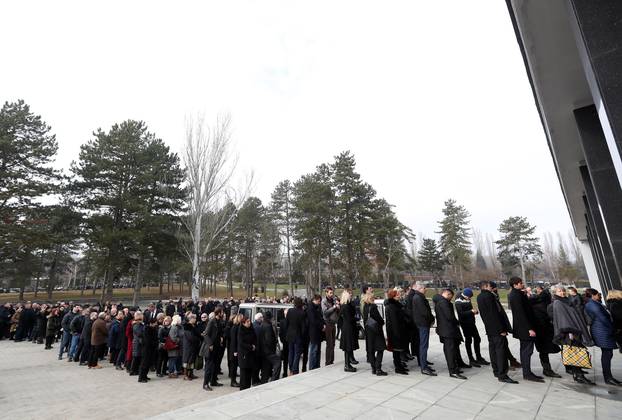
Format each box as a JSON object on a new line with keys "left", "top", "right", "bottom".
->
{"left": 2, "top": 321, "right": 622, "bottom": 419}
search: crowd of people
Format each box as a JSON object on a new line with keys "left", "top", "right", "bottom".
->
{"left": 1, "top": 278, "right": 621, "bottom": 394}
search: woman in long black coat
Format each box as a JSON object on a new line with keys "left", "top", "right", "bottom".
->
{"left": 227, "top": 314, "right": 241, "bottom": 387}
{"left": 338, "top": 290, "right": 359, "bottom": 372}
{"left": 384, "top": 288, "right": 409, "bottom": 374}
{"left": 238, "top": 316, "right": 257, "bottom": 390}
{"left": 529, "top": 287, "right": 561, "bottom": 377}
{"left": 363, "top": 291, "right": 387, "bottom": 376}
{"left": 606, "top": 290, "right": 622, "bottom": 352}
{"left": 182, "top": 314, "right": 200, "bottom": 381}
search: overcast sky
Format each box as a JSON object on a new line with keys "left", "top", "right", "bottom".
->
{"left": 0, "top": 0, "right": 573, "bottom": 244}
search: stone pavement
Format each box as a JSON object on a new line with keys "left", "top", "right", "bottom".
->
{"left": 152, "top": 331, "right": 622, "bottom": 420}
{"left": 2, "top": 321, "right": 622, "bottom": 420}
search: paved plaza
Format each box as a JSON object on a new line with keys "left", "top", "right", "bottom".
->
{"left": 1, "top": 322, "right": 622, "bottom": 420}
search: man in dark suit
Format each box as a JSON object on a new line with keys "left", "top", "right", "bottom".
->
{"left": 412, "top": 282, "right": 436, "bottom": 376}
{"left": 477, "top": 280, "right": 518, "bottom": 384}
{"left": 259, "top": 311, "right": 281, "bottom": 382}
{"left": 434, "top": 289, "right": 466, "bottom": 379}
{"left": 404, "top": 283, "right": 420, "bottom": 363}
{"left": 508, "top": 277, "right": 545, "bottom": 382}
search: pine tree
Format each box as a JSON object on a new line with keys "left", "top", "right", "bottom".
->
{"left": 437, "top": 199, "right": 472, "bottom": 286}
{"left": 496, "top": 216, "right": 542, "bottom": 281}
{"left": 417, "top": 238, "right": 445, "bottom": 283}
{"left": 270, "top": 180, "right": 295, "bottom": 295}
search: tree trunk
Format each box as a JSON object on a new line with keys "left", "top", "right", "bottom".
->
{"left": 191, "top": 214, "right": 202, "bottom": 302}
{"left": 132, "top": 253, "right": 145, "bottom": 306}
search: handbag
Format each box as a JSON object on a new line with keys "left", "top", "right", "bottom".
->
{"left": 163, "top": 336, "right": 179, "bottom": 351}
{"left": 561, "top": 344, "right": 592, "bottom": 369}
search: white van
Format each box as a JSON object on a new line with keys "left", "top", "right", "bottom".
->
{"left": 238, "top": 302, "right": 293, "bottom": 328}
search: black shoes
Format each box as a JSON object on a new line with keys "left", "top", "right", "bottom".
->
{"left": 421, "top": 368, "right": 437, "bottom": 376}
{"left": 470, "top": 361, "right": 482, "bottom": 368}
{"left": 604, "top": 377, "right": 622, "bottom": 386}
{"left": 395, "top": 368, "right": 409, "bottom": 375}
{"left": 203, "top": 384, "right": 213, "bottom": 391}
{"left": 498, "top": 376, "right": 519, "bottom": 384}
{"left": 344, "top": 365, "right": 357, "bottom": 373}
{"left": 543, "top": 369, "right": 562, "bottom": 378}
{"left": 350, "top": 359, "right": 359, "bottom": 365}
{"left": 230, "top": 381, "right": 240, "bottom": 387}
{"left": 376, "top": 369, "right": 388, "bottom": 376}
{"left": 211, "top": 382, "right": 223, "bottom": 387}
{"left": 450, "top": 373, "right": 467, "bottom": 380}
{"left": 523, "top": 374, "right": 545, "bottom": 383}
{"left": 138, "top": 378, "right": 148, "bottom": 383}
{"left": 476, "top": 358, "right": 490, "bottom": 366}
{"left": 574, "top": 375, "right": 595, "bottom": 385}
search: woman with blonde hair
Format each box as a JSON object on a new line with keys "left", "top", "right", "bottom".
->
{"left": 130, "top": 311, "right": 144, "bottom": 376}
{"left": 167, "top": 314, "right": 182, "bottom": 378}
{"left": 227, "top": 313, "right": 243, "bottom": 387}
{"left": 182, "top": 313, "right": 200, "bottom": 380}
{"left": 363, "top": 289, "right": 387, "bottom": 375}
{"left": 339, "top": 288, "right": 359, "bottom": 372}
{"left": 606, "top": 290, "right": 622, "bottom": 352}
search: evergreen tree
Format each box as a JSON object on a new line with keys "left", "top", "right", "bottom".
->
{"left": 417, "top": 238, "right": 445, "bottom": 284}
{"left": 270, "top": 180, "right": 295, "bottom": 295}
{"left": 437, "top": 199, "right": 472, "bottom": 286}
{"left": 496, "top": 216, "right": 542, "bottom": 281}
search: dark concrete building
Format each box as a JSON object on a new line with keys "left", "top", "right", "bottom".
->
{"left": 505, "top": 0, "right": 622, "bottom": 293}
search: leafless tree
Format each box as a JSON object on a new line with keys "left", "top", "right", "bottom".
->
{"left": 542, "top": 232, "right": 559, "bottom": 282}
{"left": 181, "top": 114, "right": 252, "bottom": 302}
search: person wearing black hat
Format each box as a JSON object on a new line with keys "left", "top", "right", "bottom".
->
{"left": 455, "top": 288, "right": 489, "bottom": 367}
{"left": 477, "top": 281, "right": 518, "bottom": 384}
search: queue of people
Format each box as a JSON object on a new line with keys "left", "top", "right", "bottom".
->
{"left": 1, "top": 279, "right": 622, "bottom": 392}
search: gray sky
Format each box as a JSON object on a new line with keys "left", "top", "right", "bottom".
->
{"left": 0, "top": 0, "right": 573, "bottom": 243}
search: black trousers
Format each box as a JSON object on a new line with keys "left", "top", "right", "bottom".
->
{"left": 240, "top": 367, "right": 253, "bottom": 390}
{"left": 409, "top": 328, "right": 420, "bottom": 359}
{"left": 88, "top": 344, "right": 104, "bottom": 367}
{"left": 464, "top": 329, "right": 482, "bottom": 361}
{"left": 80, "top": 341, "right": 91, "bottom": 364}
{"left": 156, "top": 348, "right": 168, "bottom": 375}
{"left": 131, "top": 355, "right": 142, "bottom": 375}
{"left": 228, "top": 357, "right": 238, "bottom": 383}
{"left": 488, "top": 335, "right": 509, "bottom": 378}
{"left": 392, "top": 350, "right": 403, "bottom": 368}
{"left": 519, "top": 340, "right": 534, "bottom": 376}
{"left": 369, "top": 350, "right": 384, "bottom": 371}
{"left": 281, "top": 342, "right": 289, "bottom": 377}
{"left": 45, "top": 335, "right": 55, "bottom": 348}
{"left": 261, "top": 353, "right": 282, "bottom": 382}
{"left": 442, "top": 338, "right": 459, "bottom": 374}
{"left": 109, "top": 348, "right": 120, "bottom": 365}
{"left": 301, "top": 340, "right": 309, "bottom": 372}
{"left": 204, "top": 354, "right": 217, "bottom": 386}
{"left": 139, "top": 351, "right": 154, "bottom": 380}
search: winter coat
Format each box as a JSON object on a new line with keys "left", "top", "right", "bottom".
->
{"left": 238, "top": 324, "right": 257, "bottom": 369}
{"left": 508, "top": 288, "right": 538, "bottom": 341}
{"left": 607, "top": 298, "right": 622, "bottom": 348}
{"left": 385, "top": 298, "right": 409, "bottom": 351}
{"left": 167, "top": 324, "right": 182, "bottom": 357}
{"left": 585, "top": 299, "right": 617, "bottom": 349}
{"left": 339, "top": 301, "right": 360, "bottom": 352}
{"left": 477, "top": 289, "right": 511, "bottom": 336}
{"left": 199, "top": 318, "right": 219, "bottom": 358}
{"left": 548, "top": 295, "right": 594, "bottom": 347}
{"left": 259, "top": 320, "right": 278, "bottom": 356}
{"left": 158, "top": 325, "right": 170, "bottom": 348}
{"left": 285, "top": 307, "right": 307, "bottom": 344}
{"left": 125, "top": 320, "right": 134, "bottom": 362}
{"left": 60, "top": 311, "right": 75, "bottom": 333}
{"left": 228, "top": 323, "right": 239, "bottom": 360}
{"left": 181, "top": 323, "right": 200, "bottom": 364}
{"left": 91, "top": 318, "right": 108, "bottom": 346}
{"left": 142, "top": 323, "right": 158, "bottom": 360}
{"left": 529, "top": 290, "right": 560, "bottom": 354}
{"left": 455, "top": 295, "right": 478, "bottom": 337}
{"left": 306, "top": 302, "right": 325, "bottom": 344}
{"left": 322, "top": 296, "right": 339, "bottom": 325}
{"left": 363, "top": 302, "right": 386, "bottom": 353}
{"left": 434, "top": 295, "right": 463, "bottom": 341}
{"left": 132, "top": 322, "right": 144, "bottom": 357}
{"left": 81, "top": 318, "right": 93, "bottom": 343}
{"left": 108, "top": 319, "right": 121, "bottom": 350}
{"left": 70, "top": 315, "right": 84, "bottom": 335}
{"left": 412, "top": 290, "right": 435, "bottom": 328}
{"left": 46, "top": 314, "right": 61, "bottom": 337}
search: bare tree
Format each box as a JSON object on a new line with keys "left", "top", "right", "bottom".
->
{"left": 181, "top": 114, "right": 252, "bottom": 302}
{"left": 542, "top": 232, "right": 558, "bottom": 282}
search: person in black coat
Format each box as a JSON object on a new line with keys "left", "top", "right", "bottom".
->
{"left": 477, "top": 281, "right": 517, "bottom": 384}
{"left": 508, "top": 277, "right": 544, "bottom": 382}
{"left": 384, "top": 288, "right": 409, "bottom": 375}
{"left": 434, "top": 290, "right": 466, "bottom": 379}
{"left": 362, "top": 290, "right": 387, "bottom": 375}
{"left": 116, "top": 309, "right": 130, "bottom": 369}
{"left": 338, "top": 290, "right": 359, "bottom": 373}
{"left": 138, "top": 317, "right": 158, "bottom": 383}
{"left": 228, "top": 314, "right": 241, "bottom": 387}
{"left": 306, "top": 295, "right": 325, "bottom": 371}
{"left": 529, "top": 287, "right": 561, "bottom": 378}
{"left": 404, "top": 286, "right": 420, "bottom": 363}
{"left": 411, "top": 282, "right": 436, "bottom": 375}
{"left": 259, "top": 311, "right": 281, "bottom": 382}
{"left": 200, "top": 308, "right": 224, "bottom": 391}
{"left": 278, "top": 310, "right": 289, "bottom": 378}
{"left": 285, "top": 298, "right": 307, "bottom": 375}
{"left": 455, "top": 288, "right": 489, "bottom": 367}
{"left": 238, "top": 316, "right": 257, "bottom": 390}
{"left": 181, "top": 314, "right": 200, "bottom": 381}
{"left": 606, "top": 290, "right": 622, "bottom": 352}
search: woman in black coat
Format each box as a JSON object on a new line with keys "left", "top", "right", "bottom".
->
{"left": 363, "top": 291, "right": 387, "bottom": 376}
{"left": 338, "top": 290, "right": 359, "bottom": 373}
{"left": 606, "top": 290, "right": 622, "bottom": 352}
{"left": 529, "top": 287, "right": 561, "bottom": 377}
{"left": 227, "top": 314, "right": 241, "bottom": 387}
{"left": 384, "top": 288, "right": 409, "bottom": 374}
{"left": 238, "top": 316, "right": 257, "bottom": 390}
{"left": 181, "top": 314, "right": 200, "bottom": 381}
